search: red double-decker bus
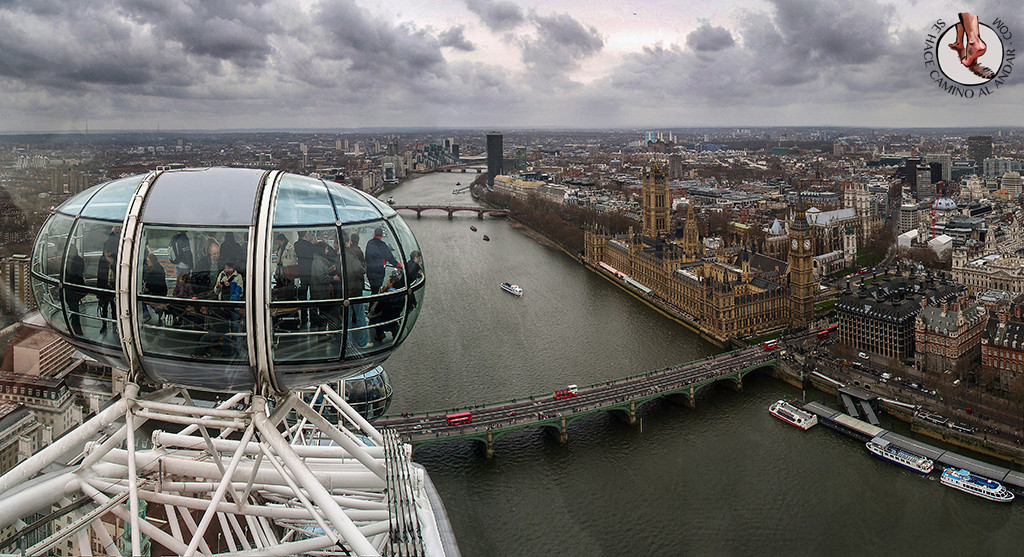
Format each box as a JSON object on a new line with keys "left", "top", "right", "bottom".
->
{"left": 554, "top": 385, "right": 578, "bottom": 400}
{"left": 763, "top": 339, "right": 779, "bottom": 351}
{"left": 817, "top": 324, "right": 838, "bottom": 340}
{"left": 445, "top": 412, "right": 472, "bottom": 426}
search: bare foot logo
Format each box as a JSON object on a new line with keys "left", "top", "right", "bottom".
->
{"left": 941, "top": 12, "right": 1001, "bottom": 84}
{"left": 925, "top": 13, "right": 1015, "bottom": 97}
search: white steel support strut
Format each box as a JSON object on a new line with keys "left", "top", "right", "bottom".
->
{"left": 0, "top": 383, "right": 436, "bottom": 557}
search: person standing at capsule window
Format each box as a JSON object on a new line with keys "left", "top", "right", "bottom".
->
{"left": 364, "top": 226, "right": 401, "bottom": 295}
{"left": 293, "top": 230, "right": 316, "bottom": 326}
{"left": 214, "top": 260, "right": 244, "bottom": 357}
{"left": 96, "top": 248, "right": 116, "bottom": 334}
{"left": 345, "top": 232, "right": 369, "bottom": 348}
{"left": 65, "top": 244, "right": 86, "bottom": 335}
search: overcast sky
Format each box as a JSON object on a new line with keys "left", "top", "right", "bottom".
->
{"left": 1, "top": 0, "right": 1022, "bottom": 133}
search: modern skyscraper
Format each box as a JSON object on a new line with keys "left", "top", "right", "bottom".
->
{"left": 905, "top": 157, "right": 921, "bottom": 193}
{"left": 925, "top": 153, "right": 951, "bottom": 182}
{"left": 967, "top": 136, "right": 993, "bottom": 165}
{"left": 486, "top": 132, "right": 503, "bottom": 186}
{"left": 515, "top": 146, "right": 527, "bottom": 171}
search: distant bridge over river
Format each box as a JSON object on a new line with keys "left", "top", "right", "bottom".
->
{"left": 376, "top": 347, "right": 778, "bottom": 457}
{"left": 392, "top": 205, "right": 508, "bottom": 219}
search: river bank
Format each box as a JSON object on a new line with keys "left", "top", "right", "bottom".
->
{"left": 479, "top": 198, "right": 733, "bottom": 347}
{"left": 804, "top": 364, "right": 1024, "bottom": 466}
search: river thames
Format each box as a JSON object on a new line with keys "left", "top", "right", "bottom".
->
{"left": 380, "top": 173, "right": 1024, "bottom": 556}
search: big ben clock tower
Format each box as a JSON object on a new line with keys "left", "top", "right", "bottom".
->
{"left": 788, "top": 201, "right": 815, "bottom": 328}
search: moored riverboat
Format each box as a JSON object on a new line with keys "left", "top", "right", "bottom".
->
{"left": 768, "top": 400, "right": 818, "bottom": 430}
{"left": 866, "top": 438, "right": 933, "bottom": 474}
{"left": 940, "top": 468, "right": 1014, "bottom": 502}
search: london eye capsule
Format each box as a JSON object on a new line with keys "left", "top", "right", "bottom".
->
{"left": 30, "top": 168, "right": 424, "bottom": 393}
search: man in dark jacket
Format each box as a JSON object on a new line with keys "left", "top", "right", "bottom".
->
{"left": 293, "top": 230, "right": 315, "bottom": 326}
{"left": 345, "top": 233, "right": 369, "bottom": 347}
{"left": 65, "top": 245, "right": 85, "bottom": 335}
{"left": 364, "top": 227, "right": 400, "bottom": 295}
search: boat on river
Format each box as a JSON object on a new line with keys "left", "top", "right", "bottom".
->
{"left": 865, "top": 438, "right": 933, "bottom": 474}
{"left": 940, "top": 468, "right": 1014, "bottom": 502}
{"left": 768, "top": 400, "right": 817, "bottom": 430}
{"left": 470, "top": 225, "right": 477, "bottom": 232}
{"left": 482, "top": 235, "right": 490, "bottom": 241}
{"left": 501, "top": 282, "right": 523, "bottom": 296}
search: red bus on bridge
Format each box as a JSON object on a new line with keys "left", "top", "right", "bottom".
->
{"left": 554, "top": 385, "right": 579, "bottom": 400}
{"left": 445, "top": 412, "right": 472, "bottom": 426}
{"left": 763, "top": 339, "right": 779, "bottom": 351}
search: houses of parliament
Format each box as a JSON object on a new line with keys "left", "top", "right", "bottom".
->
{"left": 583, "top": 161, "right": 816, "bottom": 343}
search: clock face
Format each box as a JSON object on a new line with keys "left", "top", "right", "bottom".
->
{"left": 804, "top": 239, "right": 811, "bottom": 250}
{"left": 792, "top": 239, "right": 798, "bottom": 249}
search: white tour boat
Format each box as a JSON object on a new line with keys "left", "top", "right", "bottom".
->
{"left": 500, "top": 282, "right": 523, "bottom": 296}
{"left": 940, "top": 468, "right": 1014, "bottom": 502}
{"left": 865, "top": 438, "right": 933, "bottom": 474}
{"left": 768, "top": 400, "right": 818, "bottom": 430}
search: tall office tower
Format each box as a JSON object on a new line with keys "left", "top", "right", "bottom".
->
{"left": 967, "top": 136, "right": 993, "bottom": 165}
{"left": 668, "top": 153, "right": 683, "bottom": 180}
{"left": 0, "top": 255, "right": 35, "bottom": 314}
{"left": 451, "top": 144, "right": 460, "bottom": 160}
{"left": 515, "top": 146, "right": 527, "bottom": 171}
{"left": 929, "top": 163, "right": 944, "bottom": 185}
{"left": 1003, "top": 172, "right": 1023, "bottom": 195}
{"left": 925, "top": 153, "right": 951, "bottom": 182}
{"left": 917, "top": 164, "right": 935, "bottom": 200}
{"left": 905, "top": 157, "right": 921, "bottom": 193}
{"left": 486, "top": 132, "right": 503, "bottom": 186}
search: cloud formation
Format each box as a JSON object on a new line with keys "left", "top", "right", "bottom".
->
{"left": 464, "top": 0, "right": 525, "bottom": 31}
{"left": 0, "top": 0, "right": 1020, "bottom": 132}
{"left": 685, "top": 22, "right": 734, "bottom": 52}
{"left": 519, "top": 12, "right": 603, "bottom": 84}
{"left": 439, "top": 25, "right": 475, "bottom": 51}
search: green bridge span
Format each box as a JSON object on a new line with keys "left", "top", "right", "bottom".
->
{"left": 376, "top": 347, "right": 780, "bottom": 457}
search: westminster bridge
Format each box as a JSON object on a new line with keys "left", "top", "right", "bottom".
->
{"left": 392, "top": 205, "right": 507, "bottom": 219}
{"left": 376, "top": 347, "right": 779, "bottom": 457}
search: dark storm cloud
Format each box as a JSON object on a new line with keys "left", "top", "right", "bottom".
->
{"left": 317, "top": 0, "right": 445, "bottom": 77}
{"left": 464, "top": 0, "right": 525, "bottom": 31}
{"left": 120, "top": 0, "right": 276, "bottom": 68}
{"left": 0, "top": 2, "right": 191, "bottom": 90}
{"left": 685, "top": 22, "right": 734, "bottom": 52}
{"left": 519, "top": 12, "right": 603, "bottom": 82}
{"left": 765, "top": 0, "right": 891, "bottom": 65}
{"left": 439, "top": 25, "right": 475, "bottom": 51}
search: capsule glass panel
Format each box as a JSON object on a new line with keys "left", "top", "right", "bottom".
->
{"left": 70, "top": 218, "right": 121, "bottom": 347}
{"left": 32, "top": 213, "right": 74, "bottom": 279}
{"left": 78, "top": 176, "right": 144, "bottom": 221}
{"left": 56, "top": 183, "right": 104, "bottom": 216}
{"left": 327, "top": 181, "right": 383, "bottom": 222}
{"left": 268, "top": 226, "right": 343, "bottom": 363}
{"left": 142, "top": 168, "right": 263, "bottom": 226}
{"left": 273, "top": 174, "right": 336, "bottom": 226}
